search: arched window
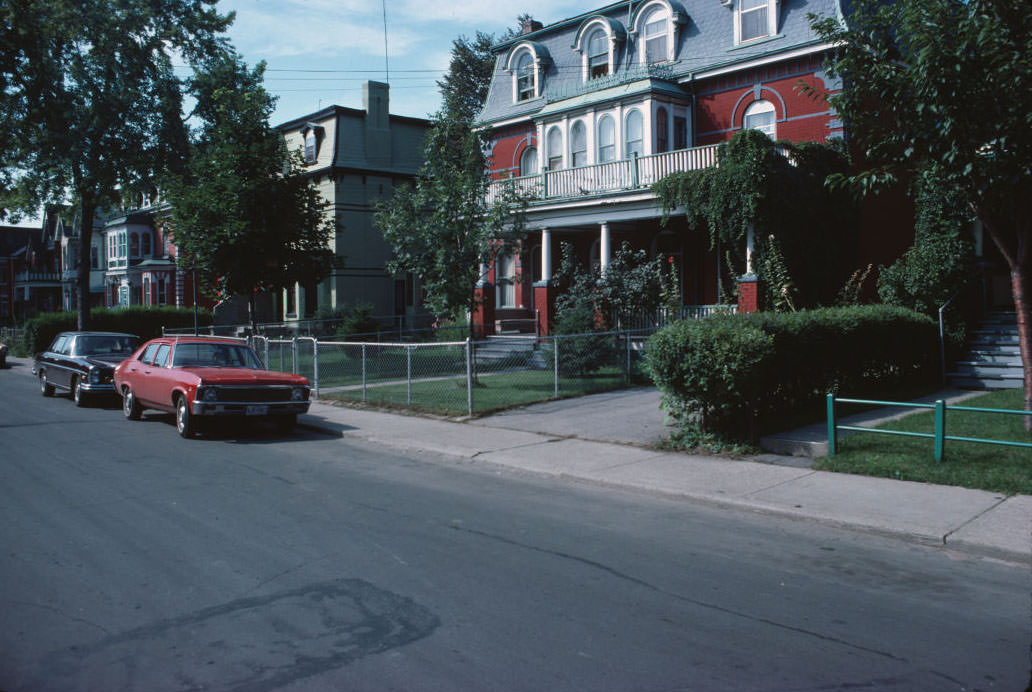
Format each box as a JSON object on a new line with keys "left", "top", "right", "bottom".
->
{"left": 625, "top": 109, "right": 644, "bottom": 158}
{"left": 642, "top": 6, "right": 670, "bottom": 64}
{"left": 571, "top": 121, "right": 588, "bottom": 167}
{"left": 547, "top": 127, "right": 564, "bottom": 170}
{"left": 516, "top": 52, "right": 535, "bottom": 102}
{"left": 656, "top": 107, "right": 669, "bottom": 153}
{"left": 587, "top": 29, "right": 609, "bottom": 79}
{"left": 129, "top": 232, "right": 140, "bottom": 259}
{"left": 597, "top": 115, "right": 616, "bottom": 162}
{"left": 744, "top": 100, "right": 776, "bottom": 138}
{"left": 520, "top": 147, "right": 539, "bottom": 176}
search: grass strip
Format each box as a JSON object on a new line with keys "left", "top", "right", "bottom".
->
{"left": 817, "top": 389, "right": 1032, "bottom": 495}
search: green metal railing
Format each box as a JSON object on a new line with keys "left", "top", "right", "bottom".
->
{"left": 826, "top": 393, "right": 1032, "bottom": 463}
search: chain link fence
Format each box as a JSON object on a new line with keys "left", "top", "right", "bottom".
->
{"left": 249, "top": 329, "right": 656, "bottom": 417}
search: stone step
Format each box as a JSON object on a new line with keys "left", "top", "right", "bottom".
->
{"left": 948, "top": 375, "right": 1022, "bottom": 389}
{"left": 952, "top": 362, "right": 1023, "bottom": 378}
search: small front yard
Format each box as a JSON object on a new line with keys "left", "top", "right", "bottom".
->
{"left": 817, "top": 389, "right": 1032, "bottom": 495}
{"left": 321, "top": 367, "right": 646, "bottom": 416}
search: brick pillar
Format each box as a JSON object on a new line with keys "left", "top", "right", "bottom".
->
{"left": 473, "top": 283, "right": 495, "bottom": 338}
{"left": 533, "top": 282, "right": 556, "bottom": 335}
{"left": 737, "top": 274, "right": 762, "bottom": 314}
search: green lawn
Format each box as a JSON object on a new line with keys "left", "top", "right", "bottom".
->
{"left": 320, "top": 366, "right": 646, "bottom": 416}
{"left": 817, "top": 388, "right": 1032, "bottom": 495}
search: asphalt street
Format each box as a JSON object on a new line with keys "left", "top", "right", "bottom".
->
{"left": 1, "top": 365, "right": 1029, "bottom": 691}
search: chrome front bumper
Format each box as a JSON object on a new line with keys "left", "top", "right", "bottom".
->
{"left": 191, "top": 401, "right": 311, "bottom": 416}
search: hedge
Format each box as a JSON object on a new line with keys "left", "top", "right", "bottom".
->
{"left": 643, "top": 305, "right": 938, "bottom": 443}
{"left": 22, "top": 307, "right": 213, "bottom": 355}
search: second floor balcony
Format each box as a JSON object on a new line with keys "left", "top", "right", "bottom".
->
{"left": 15, "top": 270, "right": 62, "bottom": 284}
{"left": 486, "top": 143, "right": 720, "bottom": 207}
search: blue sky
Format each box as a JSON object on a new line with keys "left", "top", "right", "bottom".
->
{"left": 218, "top": 0, "right": 588, "bottom": 124}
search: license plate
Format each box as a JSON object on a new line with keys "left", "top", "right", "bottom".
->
{"left": 246, "top": 405, "right": 269, "bottom": 416}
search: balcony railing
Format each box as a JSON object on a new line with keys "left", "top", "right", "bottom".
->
{"left": 487, "top": 144, "right": 720, "bottom": 206}
{"left": 15, "top": 271, "right": 61, "bottom": 283}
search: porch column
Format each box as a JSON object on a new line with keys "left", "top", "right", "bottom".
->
{"left": 600, "top": 222, "right": 611, "bottom": 274}
{"left": 534, "top": 227, "right": 555, "bottom": 336}
{"left": 540, "top": 228, "right": 552, "bottom": 282}
{"left": 745, "top": 225, "right": 755, "bottom": 275}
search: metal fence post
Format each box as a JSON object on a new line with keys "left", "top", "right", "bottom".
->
{"left": 553, "top": 335, "right": 559, "bottom": 399}
{"left": 466, "top": 337, "right": 473, "bottom": 416}
{"left": 312, "top": 339, "right": 319, "bottom": 399}
{"left": 361, "top": 343, "right": 367, "bottom": 403}
{"left": 406, "top": 345, "right": 412, "bottom": 405}
{"left": 826, "top": 393, "right": 837, "bottom": 457}
{"left": 291, "top": 337, "right": 298, "bottom": 374}
{"left": 934, "top": 400, "right": 946, "bottom": 463}
{"left": 625, "top": 331, "right": 631, "bottom": 382}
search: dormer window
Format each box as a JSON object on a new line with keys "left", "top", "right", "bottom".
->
{"left": 587, "top": 30, "right": 609, "bottom": 78}
{"left": 643, "top": 8, "right": 669, "bottom": 63}
{"left": 300, "top": 124, "right": 323, "bottom": 165}
{"left": 507, "top": 42, "right": 551, "bottom": 103}
{"left": 737, "top": 0, "right": 775, "bottom": 43}
{"left": 572, "top": 17, "right": 625, "bottom": 83}
{"left": 304, "top": 130, "right": 317, "bottom": 163}
{"left": 632, "top": 1, "right": 686, "bottom": 65}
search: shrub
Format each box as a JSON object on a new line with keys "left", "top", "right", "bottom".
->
{"left": 22, "top": 307, "right": 212, "bottom": 354}
{"left": 643, "top": 305, "right": 937, "bottom": 443}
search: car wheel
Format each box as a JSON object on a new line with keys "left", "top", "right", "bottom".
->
{"left": 176, "top": 396, "right": 196, "bottom": 438}
{"left": 72, "top": 377, "right": 88, "bottom": 407}
{"left": 275, "top": 414, "right": 297, "bottom": 434}
{"left": 39, "top": 371, "right": 54, "bottom": 397}
{"left": 122, "top": 387, "right": 142, "bottom": 420}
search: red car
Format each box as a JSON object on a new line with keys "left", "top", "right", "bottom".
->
{"left": 113, "top": 336, "right": 311, "bottom": 438}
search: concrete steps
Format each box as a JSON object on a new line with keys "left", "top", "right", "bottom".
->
{"left": 949, "top": 312, "right": 1023, "bottom": 389}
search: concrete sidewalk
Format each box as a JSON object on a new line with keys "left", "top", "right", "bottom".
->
{"left": 298, "top": 388, "right": 1030, "bottom": 565}
{"left": 5, "top": 356, "right": 1028, "bottom": 564}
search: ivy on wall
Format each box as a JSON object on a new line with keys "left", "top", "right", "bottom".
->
{"left": 653, "top": 130, "right": 860, "bottom": 309}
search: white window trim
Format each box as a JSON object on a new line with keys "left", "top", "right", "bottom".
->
{"left": 506, "top": 42, "right": 549, "bottom": 103}
{"left": 743, "top": 99, "right": 777, "bottom": 138}
{"left": 574, "top": 19, "right": 617, "bottom": 82}
{"left": 597, "top": 114, "right": 617, "bottom": 163}
{"left": 735, "top": 0, "right": 778, "bottom": 45}
{"left": 634, "top": 1, "right": 681, "bottom": 65}
{"left": 570, "top": 120, "right": 588, "bottom": 168}
{"left": 624, "top": 108, "right": 644, "bottom": 158}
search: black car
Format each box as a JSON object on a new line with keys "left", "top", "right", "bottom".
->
{"left": 35, "top": 331, "right": 141, "bottom": 406}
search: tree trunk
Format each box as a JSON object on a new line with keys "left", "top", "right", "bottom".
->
{"left": 1010, "top": 267, "right": 1032, "bottom": 432}
{"left": 77, "top": 200, "right": 96, "bottom": 330}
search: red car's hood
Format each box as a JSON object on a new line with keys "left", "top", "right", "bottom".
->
{"left": 182, "top": 367, "right": 309, "bottom": 386}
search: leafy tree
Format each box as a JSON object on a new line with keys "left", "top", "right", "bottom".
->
{"left": 375, "top": 115, "right": 525, "bottom": 339}
{"left": 377, "top": 24, "right": 531, "bottom": 340}
{"left": 437, "top": 33, "right": 497, "bottom": 125}
{"left": 808, "top": 0, "right": 1032, "bottom": 419}
{"left": 165, "top": 55, "right": 334, "bottom": 332}
{"left": 0, "top": 0, "right": 232, "bottom": 329}
{"left": 654, "top": 131, "right": 858, "bottom": 308}
{"left": 877, "top": 174, "right": 977, "bottom": 317}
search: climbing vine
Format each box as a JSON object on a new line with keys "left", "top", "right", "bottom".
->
{"left": 654, "top": 130, "right": 859, "bottom": 309}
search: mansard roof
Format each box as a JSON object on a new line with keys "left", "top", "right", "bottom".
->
{"left": 477, "top": 0, "right": 842, "bottom": 126}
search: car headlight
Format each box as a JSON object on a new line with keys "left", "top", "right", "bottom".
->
{"left": 201, "top": 387, "right": 219, "bottom": 402}
{"left": 88, "top": 369, "right": 102, "bottom": 384}
{"left": 292, "top": 387, "right": 306, "bottom": 401}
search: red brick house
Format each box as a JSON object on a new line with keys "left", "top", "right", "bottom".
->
{"left": 472, "top": 0, "right": 876, "bottom": 336}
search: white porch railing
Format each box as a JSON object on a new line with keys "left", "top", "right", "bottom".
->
{"left": 486, "top": 144, "right": 720, "bottom": 205}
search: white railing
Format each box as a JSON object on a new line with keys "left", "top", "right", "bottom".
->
{"left": 487, "top": 144, "right": 720, "bottom": 205}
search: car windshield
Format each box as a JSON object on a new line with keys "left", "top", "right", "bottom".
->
{"left": 171, "top": 343, "right": 265, "bottom": 369}
{"left": 75, "top": 335, "right": 141, "bottom": 356}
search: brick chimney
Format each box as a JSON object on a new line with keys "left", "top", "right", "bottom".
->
{"left": 520, "top": 17, "right": 543, "bottom": 35}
